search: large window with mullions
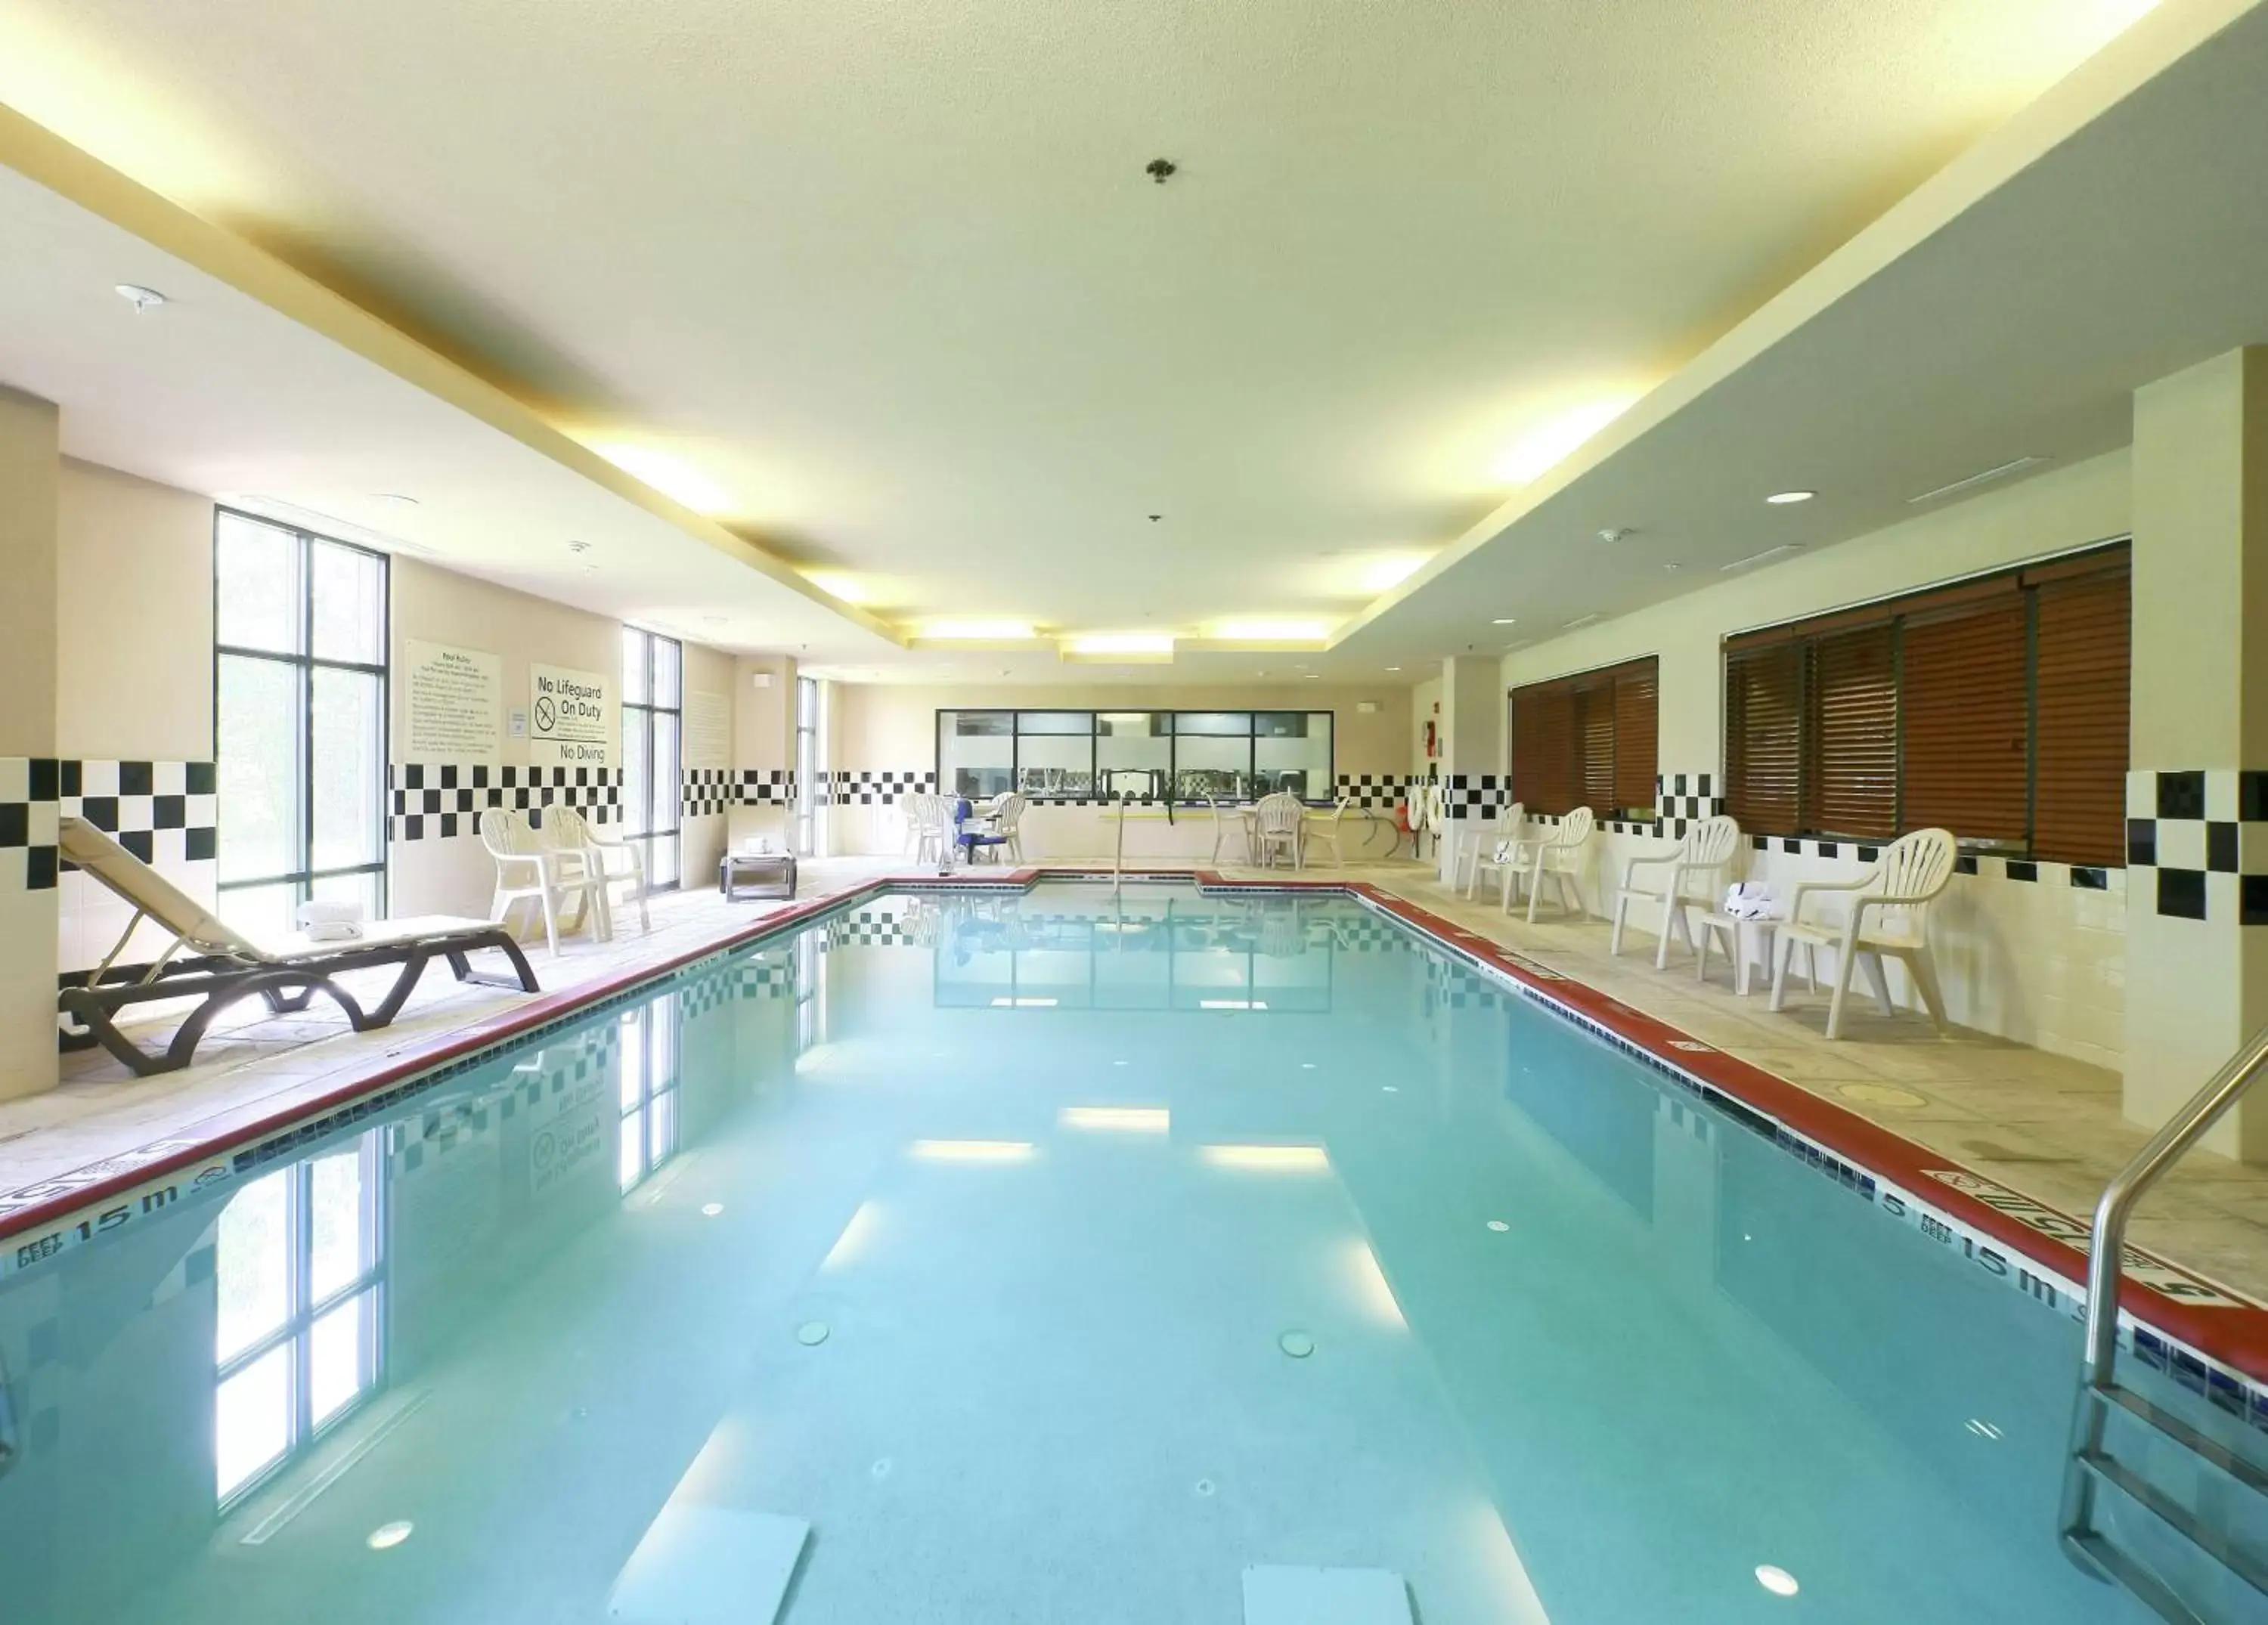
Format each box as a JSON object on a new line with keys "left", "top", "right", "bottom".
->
{"left": 937, "top": 710, "right": 1334, "bottom": 801}
{"left": 621, "top": 628, "right": 683, "bottom": 887}
{"left": 214, "top": 511, "right": 389, "bottom": 937}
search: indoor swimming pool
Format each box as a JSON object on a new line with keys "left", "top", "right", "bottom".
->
{"left": 0, "top": 882, "right": 2198, "bottom": 1622}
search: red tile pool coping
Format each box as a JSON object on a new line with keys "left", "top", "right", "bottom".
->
{"left": 8, "top": 863, "right": 2266, "bottom": 1401}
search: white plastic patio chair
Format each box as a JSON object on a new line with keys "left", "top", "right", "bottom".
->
{"left": 1303, "top": 794, "right": 1355, "bottom": 867}
{"left": 1610, "top": 814, "right": 1742, "bottom": 969}
{"left": 909, "top": 794, "right": 951, "bottom": 866}
{"left": 1768, "top": 827, "right": 1958, "bottom": 1040}
{"left": 1253, "top": 791, "right": 1305, "bottom": 869}
{"left": 990, "top": 793, "right": 1030, "bottom": 863}
{"left": 550, "top": 804, "right": 650, "bottom": 935}
{"left": 1522, "top": 806, "right": 1594, "bottom": 922}
{"left": 1466, "top": 803, "right": 1527, "bottom": 905}
{"left": 481, "top": 808, "right": 608, "bottom": 957}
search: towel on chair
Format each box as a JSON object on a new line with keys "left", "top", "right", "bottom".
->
{"left": 297, "top": 899, "right": 366, "bottom": 941}
{"left": 1722, "top": 882, "right": 1780, "bottom": 921}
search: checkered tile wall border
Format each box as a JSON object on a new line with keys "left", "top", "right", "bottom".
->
{"left": 683, "top": 767, "right": 736, "bottom": 819}
{"left": 826, "top": 769, "right": 934, "bottom": 807}
{"left": 739, "top": 768, "right": 795, "bottom": 804}
{"left": 1442, "top": 774, "right": 1512, "bottom": 821}
{"left": 1743, "top": 831, "right": 2121, "bottom": 891}
{"left": 58, "top": 760, "right": 218, "bottom": 868}
{"left": 388, "top": 763, "right": 624, "bottom": 842}
{"left": 1655, "top": 771, "right": 1724, "bottom": 839}
{"left": 0, "top": 757, "right": 60, "bottom": 891}
{"left": 2125, "top": 769, "right": 2268, "bottom": 922}
{"left": 1336, "top": 773, "right": 1418, "bottom": 811}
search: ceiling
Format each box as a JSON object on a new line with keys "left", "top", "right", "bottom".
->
{"left": 1347, "top": 0, "right": 2268, "bottom": 667}
{"left": 0, "top": 0, "right": 2181, "bottom": 676}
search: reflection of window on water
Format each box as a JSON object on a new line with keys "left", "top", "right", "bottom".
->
{"left": 795, "top": 933, "right": 825, "bottom": 1054}
{"left": 618, "top": 994, "right": 682, "bottom": 1193}
{"left": 213, "top": 1131, "right": 386, "bottom": 1503}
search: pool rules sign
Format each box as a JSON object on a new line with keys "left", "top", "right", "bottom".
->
{"left": 528, "top": 664, "right": 612, "bottom": 769}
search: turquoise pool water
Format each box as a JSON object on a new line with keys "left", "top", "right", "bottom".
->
{"left": 0, "top": 882, "right": 2158, "bottom": 1623}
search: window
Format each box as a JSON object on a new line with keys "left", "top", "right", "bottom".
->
{"left": 935, "top": 710, "right": 1334, "bottom": 800}
{"left": 1507, "top": 659, "right": 1659, "bottom": 818}
{"left": 1721, "top": 543, "right": 2130, "bottom": 865}
{"left": 617, "top": 994, "right": 681, "bottom": 1193}
{"left": 214, "top": 512, "right": 388, "bottom": 936}
{"left": 621, "top": 630, "right": 683, "bottom": 887}
{"left": 213, "top": 1132, "right": 386, "bottom": 1503}
{"left": 795, "top": 676, "right": 820, "bottom": 855}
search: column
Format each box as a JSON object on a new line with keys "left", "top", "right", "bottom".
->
{"left": 2124, "top": 346, "right": 2268, "bottom": 1159}
{"left": 0, "top": 385, "right": 60, "bottom": 1100}
{"left": 1435, "top": 655, "right": 1504, "bottom": 876}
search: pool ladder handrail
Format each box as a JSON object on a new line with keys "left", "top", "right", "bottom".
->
{"left": 2059, "top": 1020, "right": 2268, "bottom": 1620}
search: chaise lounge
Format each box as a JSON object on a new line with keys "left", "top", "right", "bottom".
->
{"left": 54, "top": 816, "right": 541, "bottom": 1077}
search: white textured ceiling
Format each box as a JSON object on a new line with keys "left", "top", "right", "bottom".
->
{"left": 0, "top": 0, "right": 2164, "bottom": 652}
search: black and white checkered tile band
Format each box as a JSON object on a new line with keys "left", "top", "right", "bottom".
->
{"left": 739, "top": 768, "right": 795, "bottom": 804}
{"left": 0, "top": 757, "right": 61, "bottom": 891}
{"left": 1740, "top": 831, "right": 2121, "bottom": 891}
{"left": 683, "top": 767, "right": 737, "bottom": 819}
{"left": 821, "top": 769, "right": 934, "bottom": 807}
{"left": 1337, "top": 773, "right": 1420, "bottom": 811}
{"left": 57, "top": 760, "right": 219, "bottom": 870}
{"left": 2124, "top": 769, "right": 2268, "bottom": 922}
{"left": 389, "top": 763, "right": 624, "bottom": 842}
{"left": 1654, "top": 771, "right": 1725, "bottom": 839}
{"left": 1442, "top": 773, "right": 1513, "bottom": 820}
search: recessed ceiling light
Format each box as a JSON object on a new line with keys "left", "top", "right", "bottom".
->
{"left": 1303, "top": 673, "right": 1321, "bottom": 679}
{"left": 114, "top": 283, "right": 166, "bottom": 311}
{"left": 1754, "top": 1565, "right": 1799, "bottom": 1597}
{"left": 1492, "top": 618, "right": 1518, "bottom": 626}
{"left": 1765, "top": 490, "right": 1815, "bottom": 505}
{"left": 1384, "top": 666, "right": 1402, "bottom": 672}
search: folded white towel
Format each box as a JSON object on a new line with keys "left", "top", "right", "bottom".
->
{"left": 299, "top": 920, "right": 363, "bottom": 942}
{"left": 1722, "top": 881, "right": 1780, "bottom": 921}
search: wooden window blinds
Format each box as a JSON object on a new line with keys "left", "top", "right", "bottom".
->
{"left": 1720, "top": 543, "right": 2130, "bottom": 865}
{"left": 1509, "top": 658, "right": 1659, "bottom": 818}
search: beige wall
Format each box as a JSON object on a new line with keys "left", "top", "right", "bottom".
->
{"left": 726, "top": 655, "right": 798, "bottom": 851}
{"left": 1493, "top": 450, "right": 2135, "bottom": 1068}
{"left": 825, "top": 680, "right": 1411, "bottom": 858}
{"left": 680, "top": 640, "right": 735, "bottom": 882}
{"left": 56, "top": 460, "right": 212, "bottom": 761}
{"left": 387, "top": 560, "right": 740, "bottom": 916}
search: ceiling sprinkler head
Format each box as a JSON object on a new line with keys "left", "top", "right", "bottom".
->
{"left": 1145, "top": 158, "right": 1177, "bottom": 184}
{"left": 1597, "top": 527, "right": 1633, "bottom": 544}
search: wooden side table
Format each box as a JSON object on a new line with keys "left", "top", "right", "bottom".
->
{"left": 720, "top": 851, "right": 797, "bottom": 901}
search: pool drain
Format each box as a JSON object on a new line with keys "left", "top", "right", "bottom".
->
{"left": 797, "top": 1320, "right": 831, "bottom": 1346}
{"left": 1278, "top": 1330, "right": 1315, "bottom": 1359}
{"left": 1194, "top": 1478, "right": 1216, "bottom": 1497}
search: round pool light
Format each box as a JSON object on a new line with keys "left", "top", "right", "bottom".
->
{"left": 701, "top": 1202, "right": 724, "bottom": 1217}
{"left": 1755, "top": 1565, "right": 1799, "bottom": 1597}
{"left": 367, "top": 1521, "right": 414, "bottom": 1550}
{"left": 1486, "top": 1219, "right": 1510, "bottom": 1233}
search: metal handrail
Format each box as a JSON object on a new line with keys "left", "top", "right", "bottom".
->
{"left": 2077, "top": 1020, "right": 2268, "bottom": 1382}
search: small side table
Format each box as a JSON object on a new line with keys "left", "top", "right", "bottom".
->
{"left": 720, "top": 851, "right": 797, "bottom": 902}
{"left": 1696, "top": 911, "right": 1776, "bottom": 996}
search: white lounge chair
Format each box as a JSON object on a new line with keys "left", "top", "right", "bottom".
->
{"left": 1610, "top": 814, "right": 1742, "bottom": 969}
{"left": 1768, "top": 827, "right": 1958, "bottom": 1040}
{"left": 1466, "top": 803, "right": 1527, "bottom": 905}
{"left": 55, "top": 816, "right": 538, "bottom": 1077}
{"left": 482, "top": 808, "right": 608, "bottom": 956}
{"left": 1522, "top": 806, "right": 1595, "bottom": 922}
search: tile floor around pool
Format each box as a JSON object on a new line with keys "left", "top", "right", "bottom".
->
{"left": 5, "top": 852, "right": 2266, "bottom": 1308}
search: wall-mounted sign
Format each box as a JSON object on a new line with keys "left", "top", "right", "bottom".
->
{"left": 529, "top": 663, "right": 612, "bottom": 768}
{"left": 404, "top": 640, "right": 501, "bottom": 758}
{"left": 686, "top": 690, "right": 729, "bottom": 769}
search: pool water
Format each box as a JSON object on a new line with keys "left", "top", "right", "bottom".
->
{"left": 0, "top": 883, "right": 2158, "bottom": 1623}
